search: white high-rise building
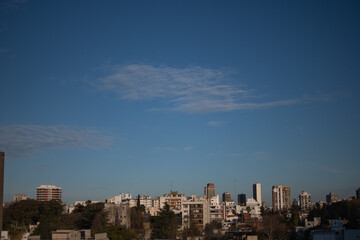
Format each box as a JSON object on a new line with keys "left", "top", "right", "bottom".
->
{"left": 36, "top": 185, "right": 62, "bottom": 201}
{"left": 272, "top": 185, "right": 291, "bottom": 211}
{"left": 299, "top": 191, "right": 312, "bottom": 212}
{"left": 253, "top": 183, "right": 262, "bottom": 206}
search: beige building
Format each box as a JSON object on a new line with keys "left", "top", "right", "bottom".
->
{"left": 14, "top": 194, "right": 29, "bottom": 202}
{"left": 160, "top": 191, "right": 186, "bottom": 214}
{"left": 299, "top": 191, "right": 312, "bottom": 212}
{"left": 272, "top": 185, "right": 291, "bottom": 211}
{"left": 52, "top": 230, "right": 81, "bottom": 240}
{"left": 182, "top": 196, "right": 210, "bottom": 231}
{"left": 222, "top": 192, "right": 231, "bottom": 202}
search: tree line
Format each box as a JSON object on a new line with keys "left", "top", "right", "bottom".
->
{"left": 3, "top": 200, "right": 135, "bottom": 240}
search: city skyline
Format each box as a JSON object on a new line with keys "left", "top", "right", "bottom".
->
{"left": 1, "top": 0, "right": 360, "bottom": 204}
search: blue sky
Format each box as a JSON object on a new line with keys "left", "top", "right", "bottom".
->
{"left": 1, "top": 0, "right": 360, "bottom": 205}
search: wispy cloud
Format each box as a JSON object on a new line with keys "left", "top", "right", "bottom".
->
{"left": 157, "top": 147, "right": 177, "bottom": 152}
{"left": 206, "top": 121, "right": 226, "bottom": 127}
{"left": 0, "top": 125, "right": 112, "bottom": 158}
{"left": 155, "top": 146, "right": 194, "bottom": 152}
{"left": 228, "top": 153, "right": 244, "bottom": 157}
{"left": 184, "top": 146, "right": 193, "bottom": 151}
{"left": 96, "top": 64, "right": 305, "bottom": 113}
{"left": 252, "top": 151, "right": 271, "bottom": 161}
{"left": 317, "top": 165, "right": 344, "bottom": 174}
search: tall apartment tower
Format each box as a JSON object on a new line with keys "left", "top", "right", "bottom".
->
{"left": 36, "top": 185, "right": 62, "bottom": 201}
{"left": 253, "top": 183, "right": 262, "bottom": 206}
{"left": 204, "top": 183, "right": 215, "bottom": 200}
{"left": 238, "top": 193, "right": 246, "bottom": 206}
{"left": 0, "top": 152, "right": 4, "bottom": 234}
{"left": 222, "top": 192, "right": 231, "bottom": 202}
{"left": 326, "top": 192, "right": 338, "bottom": 204}
{"left": 272, "top": 185, "right": 291, "bottom": 211}
{"left": 299, "top": 191, "right": 312, "bottom": 212}
{"left": 356, "top": 188, "right": 360, "bottom": 199}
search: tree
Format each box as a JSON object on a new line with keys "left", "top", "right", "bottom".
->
{"left": 289, "top": 204, "right": 300, "bottom": 227}
{"left": 76, "top": 202, "right": 106, "bottom": 229}
{"left": 204, "top": 221, "right": 222, "bottom": 240}
{"left": 182, "top": 215, "right": 200, "bottom": 240}
{"left": 246, "top": 206, "right": 252, "bottom": 214}
{"left": 259, "top": 214, "right": 290, "bottom": 240}
{"left": 307, "top": 199, "right": 360, "bottom": 229}
{"left": 130, "top": 195, "right": 145, "bottom": 237}
{"left": 8, "top": 221, "right": 26, "bottom": 240}
{"left": 105, "top": 225, "right": 137, "bottom": 240}
{"left": 92, "top": 212, "right": 108, "bottom": 234}
{"left": 3, "top": 199, "right": 64, "bottom": 230}
{"left": 151, "top": 204, "right": 179, "bottom": 239}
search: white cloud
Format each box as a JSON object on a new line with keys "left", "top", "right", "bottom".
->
{"left": 157, "top": 147, "right": 177, "bottom": 152}
{"left": 0, "top": 125, "right": 112, "bottom": 158}
{"left": 97, "top": 64, "right": 303, "bottom": 113}
{"left": 184, "top": 146, "right": 193, "bottom": 151}
{"left": 206, "top": 121, "right": 225, "bottom": 127}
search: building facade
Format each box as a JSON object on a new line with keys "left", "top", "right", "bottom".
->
{"left": 356, "top": 188, "right": 360, "bottom": 199}
{"left": 238, "top": 194, "right": 246, "bottom": 206}
{"left": 272, "top": 185, "right": 291, "bottom": 211}
{"left": 160, "top": 191, "right": 186, "bottom": 214}
{"left": 222, "top": 192, "right": 231, "bottom": 202}
{"left": 36, "top": 185, "right": 62, "bottom": 201}
{"left": 326, "top": 192, "right": 338, "bottom": 204}
{"left": 299, "top": 191, "right": 312, "bottom": 212}
{"left": 253, "top": 183, "right": 262, "bottom": 206}
{"left": 204, "top": 183, "right": 216, "bottom": 200}
{"left": 14, "top": 194, "right": 29, "bottom": 202}
{"left": 182, "top": 196, "right": 210, "bottom": 231}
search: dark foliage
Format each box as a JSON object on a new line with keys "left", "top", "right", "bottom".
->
{"left": 151, "top": 204, "right": 179, "bottom": 239}
{"left": 307, "top": 199, "right": 360, "bottom": 228}
{"left": 3, "top": 200, "right": 109, "bottom": 239}
{"left": 105, "top": 225, "right": 137, "bottom": 240}
{"left": 3, "top": 200, "right": 63, "bottom": 228}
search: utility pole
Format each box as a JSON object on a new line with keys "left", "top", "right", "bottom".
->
{"left": 0, "top": 152, "right": 4, "bottom": 235}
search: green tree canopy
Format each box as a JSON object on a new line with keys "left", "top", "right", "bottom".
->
{"left": 151, "top": 204, "right": 179, "bottom": 239}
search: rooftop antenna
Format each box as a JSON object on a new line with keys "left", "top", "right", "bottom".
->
{"left": 234, "top": 177, "right": 237, "bottom": 200}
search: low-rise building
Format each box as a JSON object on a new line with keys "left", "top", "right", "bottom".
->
{"left": 14, "top": 194, "right": 29, "bottom": 202}
{"left": 246, "top": 198, "right": 261, "bottom": 219}
{"left": 51, "top": 230, "right": 81, "bottom": 240}
{"left": 160, "top": 191, "right": 187, "bottom": 214}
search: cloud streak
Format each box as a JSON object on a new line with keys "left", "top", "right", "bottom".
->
{"left": 97, "top": 64, "right": 303, "bottom": 113}
{"left": 0, "top": 125, "right": 112, "bottom": 158}
{"left": 206, "top": 121, "right": 225, "bottom": 127}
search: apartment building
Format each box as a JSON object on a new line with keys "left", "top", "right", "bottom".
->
{"left": 272, "top": 185, "right": 291, "bottom": 211}
{"left": 253, "top": 183, "right": 262, "bottom": 206}
{"left": 204, "top": 183, "right": 216, "bottom": 200}
{"left": 36, "top": 185, "right": 62, "bottom": 201}
{"left": 160, "top": 191, "right": 187, "bottom": 214}
{"left": 182, "top": 196, "right": 210, "bottom": 231}
{"left": 299, "top": 191, "right": 312, "bottom": 212}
